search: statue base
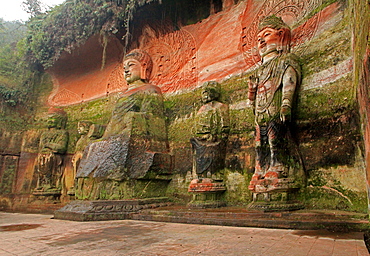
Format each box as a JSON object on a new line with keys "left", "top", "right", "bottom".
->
{"left": 249, "top": 177, "right": 300, "bottom": 193}
{"left": 247, "top": 191, "right": 304, "bottom": 212}
{"left": 54, "top": 197, "right": 172, "bottom": 221}
{"left": 187, "top": 179, "right": 226, "bottom": 209}
{"left": 32, "top": 188, "right": 62, "bottom": 199}
{"left": 28, "top": 189, "right": 62, "bottom": 210}
{"left": 248, "top": 175, "right": 304, "bottom": 211}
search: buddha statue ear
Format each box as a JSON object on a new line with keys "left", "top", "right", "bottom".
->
{"left": 140, "top": 62, "right": 147, "bottom": 81}
{"left": 278, "top": 28, "right": 291, "bottom": 53}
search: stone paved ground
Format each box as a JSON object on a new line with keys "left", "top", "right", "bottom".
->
{"left": 0, "top": 212, "right": 368, "bottom": 256}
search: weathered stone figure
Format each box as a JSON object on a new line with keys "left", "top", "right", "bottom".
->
{"left": 191, "top": 81, "right": 230, "bottom": 178}
{"left": 72, "top": 121, "right": 105, "bottom": 173}
{"left": 77, "top": 49, "right": 168, "bottom": 184}
{"left": 72, "top": 121, "right": 93, "bottom": 174}
{"left": 188, "top": 82, "right": 229, "bottom": 208}
{"left": 247, "top": 16, "right": 301, "bottom": 193}
{"left": 69, "top": 121, "right": 105, "bottom": 195}
{"left": 34, "top": 108, "right": 69, "bottom": 193}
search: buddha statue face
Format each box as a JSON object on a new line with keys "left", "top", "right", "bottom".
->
{"left": 256, "top": 16, "right": 292, "bottom": 58}
{"left": 201, "top": 88, "right": 217, "bottom": 104}
{"left": 123, "top": 49, "right": 153, "bottom": 85}
{"left": 257, "top": 27, "right": 282, "bottom": 57}
{"left": 46, "top": 108, "right": 67, "bottom": 129}
{"left": 201, "top": 81, "right": 221, "bottom": 104}
{"left": 123, "top": 58, "right": 142, "bottom": 84}
{"left": 77, "top": 121, "right": 92, "bottom": 135}
{"left": 47, "top": 114, "right": 59, "bottom": 129}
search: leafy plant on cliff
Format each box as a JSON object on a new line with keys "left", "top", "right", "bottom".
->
{"left": 24, "top": 0, "right": 218, "bottom": 69}
{"left": 25, "top": 0, "right": 160, "bottom": 69}
{"left": 0, "top": 19, "right": 33, "bottom": 107}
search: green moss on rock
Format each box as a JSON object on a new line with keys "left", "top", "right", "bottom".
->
{"left": 224, "top": 170, "right": 252, "bottom": 205}
{"left": 76, "top": 177, "right": 170, "bottom": 200}
{"left": 297, "top": 76, "right": 355, "bottom": 120}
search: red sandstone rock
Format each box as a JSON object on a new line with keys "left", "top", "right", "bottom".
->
{"left": 47, "top": 1, "right": 340, "bottom": 106}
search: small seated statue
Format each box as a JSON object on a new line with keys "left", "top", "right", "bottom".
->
{"left": 76, "top": 49, "right": 168, "bottom": 184}
{"left": 34, "top": 108, "right": 69, "bottom": 194}
{"left": 247, "top": 15, "right": 302, "bottom": 194}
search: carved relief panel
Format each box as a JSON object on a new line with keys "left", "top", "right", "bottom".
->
{"left": 139, "top": 25, "right": 198, "bottom": 93}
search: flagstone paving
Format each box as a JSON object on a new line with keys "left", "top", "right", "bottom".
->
{"left": 0, "top": 212, "right": 368, "bottom": 256}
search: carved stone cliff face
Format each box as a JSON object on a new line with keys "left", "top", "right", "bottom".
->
{"left": 0, "top": 0, "right": 369, "bottom": 213}
{"left": 47, "top": 0, "right": 336, "bottom": 106}
{"left": 47, "top": 34, "right": 124, "bottom": 106}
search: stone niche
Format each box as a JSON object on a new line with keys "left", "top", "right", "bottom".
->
{"left": 1, "top": 0, "right": 369, "bottom": 215}
{"left": 47, "top": 34, "right": 125, "bottom": 106}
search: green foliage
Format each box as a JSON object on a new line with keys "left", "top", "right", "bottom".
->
{"left": 0, "top": 19, "right": 36, "bottom": 107}
{"left": 23, "top": 0, "right": 215, "bottom": 69}
{"left": 0, "top": 19, "right": 27, "bottom": 46}
{"left": 0, "top": 19, "right": 45, "bottom": 133}
{"left": 25, "top": 0, "right": 159, "bottom": 69}
{"left": 22, "top": 0, "right": 43, "bottom": 18}
{"left": 0, "top": 86, "right": 24, "bottom": 106}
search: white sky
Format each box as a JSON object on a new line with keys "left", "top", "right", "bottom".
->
{"left": 0, "top": 0, "right": 65, "bottom": 21}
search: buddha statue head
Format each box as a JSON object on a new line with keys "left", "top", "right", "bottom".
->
{"left": 47, "top": 108, "right": 67, "bottom": 130}
{"left": 201, "top": 81, "right": 221, "bottom": 104}
{"left": 257, "top": 15, "right": 291, "bottom": 58}
{"left": 123, "top": 49, "right": 153, "bottom": 84}
{"left": 77, "top": 120, "right": 93, "bottom": 135}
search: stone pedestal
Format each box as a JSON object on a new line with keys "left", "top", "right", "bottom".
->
{"left": 249, "top": 177, "right": 301, "bottom": 192}
{"left": 248, "top": 176, "right": 304, "bottom": 212}
{"left": 248, "top": 190, "right": 304, "bottom": 212}
{"left": 27, "top": 190, "right": 63, "bottom": 213}
{"left": 54, "top": 197, "right": 171, "bottom": 221}
{"left": 187, "top": 178, "right": 226, "bottom": 208}
{"left": 32, "top": 189, "right": 62, "bottom": 201}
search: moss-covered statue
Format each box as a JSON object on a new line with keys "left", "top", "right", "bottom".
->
{"left": 76, "top": 49, "right": 169, "bottom": 189}
{"left": 72, "top": 121, "right": 105, "bottom": 174}
{"left": 69, "top": 121, "right": 105, "bottom": 195}
{"left": 72, "top": 121, "right": 93, "bottom": 174}
{"left": 188, "top": 82, "right": 229, "bottom": 208}
{"left": 191, "top": 81, "right": 230, "bottom": 178}
{"left": 247, "top": 16, "right": 304, "bottom": 197}
{"left": 34, "top": 108, "right": 69, "bottom": 194}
